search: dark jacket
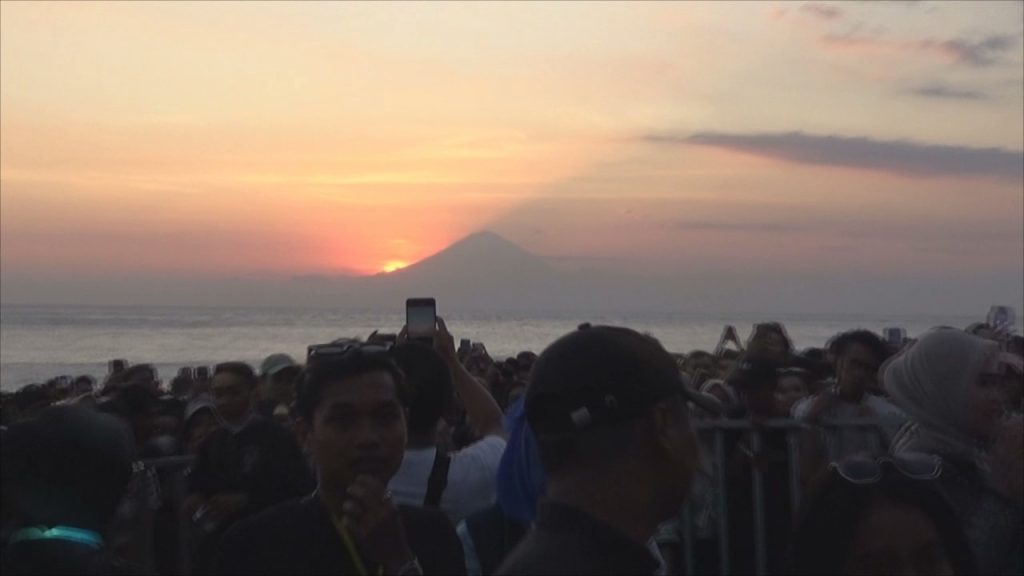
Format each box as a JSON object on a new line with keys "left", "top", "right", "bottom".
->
{"left": 187, "top": 417, "right": 314, "bottom": 573}
{"left": 188, "top": 417, "right": 314, "bottom": 511}
{"left": 215, "top": 495, "right": 466, "bottom": 575}
{"left": 461, "top": 503, "right": 530, "bottom": 575}
{"left": 496, "top": 500, "right": 660, "bottom": 576}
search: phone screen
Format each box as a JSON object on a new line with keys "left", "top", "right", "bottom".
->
{"left": 406, "top": 298, "right": 436, "bottom": 340}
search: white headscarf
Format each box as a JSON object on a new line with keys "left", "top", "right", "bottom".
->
{"left": 884, "top": 328, "right": 999, "bottom": 464}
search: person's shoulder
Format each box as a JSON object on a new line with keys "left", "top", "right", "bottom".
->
{"left": 224, "top": 497, "right": 310, "bottom": 540}
{"left": 217, "top": 497, "right": 319, "bottom": 572}
{"left": 865, "top": 395, "right": 907, "bottom": 417}
{"left": 495, "top": 531, "right": 578, "bottom": 576}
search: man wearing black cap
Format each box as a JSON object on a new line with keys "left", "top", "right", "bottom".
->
{"left": 496, "top": 324, "right": 699, "bottom": 576}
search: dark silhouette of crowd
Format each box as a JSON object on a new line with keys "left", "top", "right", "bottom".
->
{"left": 1, "top": 312, "right": 1022, "bottom": 575}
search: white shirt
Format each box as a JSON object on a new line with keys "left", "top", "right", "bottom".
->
{"left": 792, "top": 393, "right": 908, "bottom": 460}
{"left": 389, "top": 435, "right": 507, "bottom": 524}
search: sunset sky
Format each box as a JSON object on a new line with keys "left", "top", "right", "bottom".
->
{"left": 2, "top": 1, "right": 1022, "bottom": 312}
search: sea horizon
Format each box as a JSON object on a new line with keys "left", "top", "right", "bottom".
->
{"left": 2, "top": 302, "right": 1011, "bottom": 392}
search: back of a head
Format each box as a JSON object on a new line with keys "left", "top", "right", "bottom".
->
{"left": 791, "top": 465, "right": 972, "bottom": 575}
{"left": 2, "top": 405, "right": 134, "bottom": 531}
{"left": 390, "top": 342, "right": 454, "bottom": 436}
{"left": 526, "top": 324, "right": 688, "bottom": 476}
{"left": 99, "top": 383, "right": 157, "bottom": 420}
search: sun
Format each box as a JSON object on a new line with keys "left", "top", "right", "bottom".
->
{"left": 381, "top": 260, "right": 408, "bottom": 273}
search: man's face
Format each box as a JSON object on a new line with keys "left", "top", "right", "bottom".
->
{"left": 306, "top": 371, "right": 407, "bottom": 492}
{"left": 836, "top": 343, "right": 881, "bottom": 398}
{"left": 775, "top": 375, "right": 808, "bottom": 413}
{"left": 211, "top": 372, "right": 254, "bottom": 426}
{"left": 262, "top": 366, "right": 300, "bottom": 406}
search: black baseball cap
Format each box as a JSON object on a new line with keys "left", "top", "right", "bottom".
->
{"left": 526, "top": 324, "right": 698, "bottom": 435}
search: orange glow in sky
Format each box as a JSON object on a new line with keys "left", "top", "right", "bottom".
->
{"left": 1, "top": 1, "right": 1021, "bottom": 307}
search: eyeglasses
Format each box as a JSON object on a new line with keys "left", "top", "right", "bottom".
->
{"left": 829, "top": 452, "right": 942, "bottom": 484}
{"left": 306, "top": 341, "right": 393, "bottom": 362}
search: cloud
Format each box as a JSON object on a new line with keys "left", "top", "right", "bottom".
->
{"left": 818, "top": 32, "right": 1020, "bottom": 68}
{"left": 674, "top": 220, "right": 806, "bottom": 232}
{"left": 908, "top": 82, "right": 989, "bottom": 101}
{"left": 646, "top": 131, "right": 1024, "bottom": 182}
{"left": 799, "top": 2, "right": 845, "bottom": 21}
{"left": 915, "top": 34, "right": 1019, "bottom": 68}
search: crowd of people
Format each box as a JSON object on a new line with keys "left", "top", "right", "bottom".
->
{"left": 1, "top": 314, "right": 1022, "bottom": 575}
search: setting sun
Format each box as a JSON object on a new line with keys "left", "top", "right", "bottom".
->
{"left": 381, "top": 261, "right": 409, "bottom": 274}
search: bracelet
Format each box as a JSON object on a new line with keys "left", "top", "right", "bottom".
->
{"left": 396, "top": 557, "right": 423, "bottom": 576}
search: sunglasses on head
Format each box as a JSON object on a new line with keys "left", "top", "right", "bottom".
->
{"left": 829, "top": 452, "right": 942, "bottom": 484}
{"left": 306, "top": 341, "right": 393, "bottom": 362}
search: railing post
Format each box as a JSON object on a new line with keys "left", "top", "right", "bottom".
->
{"left": 786, "top": 427, "right": 802, "bottom": 521}
{"left": 750, "top": 428, "right": 767, "bottom": 576}
{"left": 681, "top": 502, "right": 695, "bottom": 576}
{"left": 714, "top": 430, "right": 730, "bottom": 575}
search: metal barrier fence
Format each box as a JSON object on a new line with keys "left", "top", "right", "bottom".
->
{"left": 675, "top": 418, "right": 887, "bottom": 576}
{"left": 136, "top": 419, "right": 887, "bottom": 576}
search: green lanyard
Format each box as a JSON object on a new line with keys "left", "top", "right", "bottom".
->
{"left": 8, "top": 526, "right": 104, "bottom": 550}
{"left": 329, "top": 513, "right": 383, "bottom": 576}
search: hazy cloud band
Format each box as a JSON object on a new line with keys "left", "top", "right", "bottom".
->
{"left": 648, "top": 131, "right": 1024, "bottom": 182}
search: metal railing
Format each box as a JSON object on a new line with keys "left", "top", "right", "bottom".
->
{"left": 673, "top": 418, "right": 887, "bottom": 576}
{"left": 135, "top": 419, "right": 888, "bottom": 575}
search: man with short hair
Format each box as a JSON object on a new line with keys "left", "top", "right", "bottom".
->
{"left": 793, "top": 330, "right": 908, "bottom": 463}
{"left": 215, "top": 345, "right": 465, "bottom": 575}
{"left": 187, "top": 361, "right": 313, "bottom": 573}
{"left": 496, "top": 324, "right": 699, "bottom": 575}
{"left": 389, "top": 318, "right": 507, "bottom": 524}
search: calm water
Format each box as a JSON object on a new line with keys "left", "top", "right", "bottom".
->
{"left": 0, "top": 304, "right": 991, "bottom": 391}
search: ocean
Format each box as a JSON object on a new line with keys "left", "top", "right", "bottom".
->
{"left": 0, "top": 304, "right": 997, "bottom": 391}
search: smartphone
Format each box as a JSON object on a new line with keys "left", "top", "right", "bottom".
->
{"left": 406, "top": 298, "right": 437, "bottom": 343}
{"left": 883, "top": 327, "right": 906, "bottom": 347}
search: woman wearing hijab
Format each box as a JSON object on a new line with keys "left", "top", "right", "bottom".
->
{"left": 884, "top": 328, "right": 1022, "bottom": 575}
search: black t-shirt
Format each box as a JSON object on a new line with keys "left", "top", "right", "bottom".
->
{"left": 496, "top": 500, "right": 660, "bottom": 576}
{"left": 215, "top": 496, "right": 466, "bottom": 575}
{"left": 188, "top": 417, "right": 314, "bottom": 513}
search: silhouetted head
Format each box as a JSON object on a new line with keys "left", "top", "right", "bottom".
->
{"left": 2, "top": 406, "right": 134, "bottom": 532}
{"left": 527, "top": 324, "right": 699, "bottom": 519}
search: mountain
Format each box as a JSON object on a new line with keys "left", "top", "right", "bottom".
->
{"left": 356, "top": 231, "right": 561, "bottom": 309}
{"left": 0, "top": 230, "right": 693, "bottom": 311}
